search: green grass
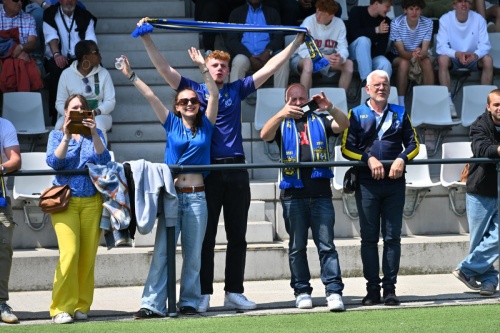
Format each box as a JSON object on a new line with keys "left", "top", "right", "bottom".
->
{"left": 3, "top": 304, "right": 500, "bottom": 333}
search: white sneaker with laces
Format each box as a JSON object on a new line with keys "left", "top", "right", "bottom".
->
{"left": 326, "top": 293, "right": 345, "bottom": 312}
{"left": 197, "top": 294, "right": 211, "bottom": 313}
{"left": 52, "top": 312, "right": 74, "bottom": 324}
{"left": 0, "top": 303, "right": 19, "bottom": 324}
{"left": 449, "top": 101, "right": 458, "bottom": 118}
{"left": 74, "top": 310, "right": 88, "bottom": 320}
{"left": 224, "top": 292, "right": 257, "bottom": 310}
{"left": 295, "top": 293, "right": 313, "bottom": 309}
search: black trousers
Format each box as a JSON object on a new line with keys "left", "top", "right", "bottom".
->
{"left": 200, "top": 168, "right": 251, "bottom": 294}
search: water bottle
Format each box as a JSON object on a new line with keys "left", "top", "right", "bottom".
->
{"left": 115, "top": 56, "right": 124, "bottom": 70}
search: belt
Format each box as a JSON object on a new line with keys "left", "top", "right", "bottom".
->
{"left": 175, "top": 185, "right": 205, "bottom": 193}
{"left": 211, "top": 156, "right": 246, "bottom": 164}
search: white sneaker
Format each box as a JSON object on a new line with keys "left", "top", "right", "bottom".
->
{"left": 295, "top": 293, "right": 313, "bottom": 309}
{"left": 52, "top": 312, "right": 74, "bottom": 324}
{"left": 74, "top": 310, "right": 88, "bottom": 320}
{"left": 224, "top": 292, "right": 257, "bottom": 310}
{"left": 326, "top": 293, "right": 345, "bottom": 312}
{"left": 449, "top": 101, "right": 458, "bottom": 118}
{"left": 197, "top": 294, "right": 211, "bottom": 313}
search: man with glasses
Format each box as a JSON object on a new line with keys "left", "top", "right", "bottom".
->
{"left": 43, "top": 0, "right": 96, "bottom": 125}
{"left": 341, "top": 70, "right": 419, "bottom": 306}
{"left": 0, "top": 0, "right": 43, "bottom": 92}
{"left": 436, "top": 0, "right": 492, "bottom": 118}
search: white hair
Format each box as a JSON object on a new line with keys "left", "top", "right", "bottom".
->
{"left": 366, "top": 70, "right": 390, "bottom": 85}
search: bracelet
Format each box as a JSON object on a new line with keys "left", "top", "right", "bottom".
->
{"left": 63, "top": 139, "right": 70, "bottom": 143}
{"left": 328, "top": 104, "right": 336, "bottom": 113}
{"left": 41, "top": 1, "right": 48, "bottom": 9}
{"left": 292, "top": 40, "right": 300, "bottom": 48}
{"left": 129, "top": 73, "right": 138, "bottom": 83}
{"left": 201, "top": 67, "right": 209, "bottom": 74}
{"left": 53, "top": 51, "right": 61, "bottom": 57}
{"left": 128, "top": 71, "right": 135, "bottom": 80}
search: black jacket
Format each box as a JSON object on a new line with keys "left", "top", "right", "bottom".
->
{"left": 224, "top": 3, "right": 283, "bottom": 58}
{"left": 466, "top": 111, "right": 500, "bottom": 197}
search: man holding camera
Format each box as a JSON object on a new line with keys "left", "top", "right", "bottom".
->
{"left": 260, "top": 83, "right": 349, "bottom": 311}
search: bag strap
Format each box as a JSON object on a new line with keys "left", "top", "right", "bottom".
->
{"left": 364, "top": 107, "right": 390, "bottom": 153}
{"left": 0, "top": 154, "right": 5, "bottom": 198}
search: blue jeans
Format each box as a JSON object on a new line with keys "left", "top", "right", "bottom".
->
{"left": 281, "top": 197, "right": 344, "bottom": 296}
{"left": 458, "top": 193, "right": 499, "bottom": 286}
{"left": 355, "top": 182, "right": 405, "bottom": 291}
{"left": 348, "top": 36, "right": 392, "bottom": 81}
{"left": 141, "top": 191, "right": 208, "bottom": 314}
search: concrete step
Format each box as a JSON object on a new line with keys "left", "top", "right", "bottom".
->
{"left": 110, "top": 67, "right": 202, "bottom": 86}
{"left": 9, "top": 235, "right": 471, "bottom": 291}
{"left": 101, "top": 50, "right": 200, "bottom": 69}
{"left": 97, "top": 33, "right": 199, "bottom": 52}
{"left": 86, "top": 1, "right": 185, "bottom": 19}
{"left": 96, "top": 17, "right": 193, "bottom": 34}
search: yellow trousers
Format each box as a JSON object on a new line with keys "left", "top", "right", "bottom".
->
{"left": 50, "top": 193, "right": 102, "bottom": 317}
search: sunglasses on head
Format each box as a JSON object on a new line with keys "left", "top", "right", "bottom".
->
{"left": 176, "top": 97, "right": 200, "bottom": 106}
{"left": 82, "top": 77, "right": 92, "bottom": 94}
{"left": 89, "top": 49, "right": 100, "bottom": 55}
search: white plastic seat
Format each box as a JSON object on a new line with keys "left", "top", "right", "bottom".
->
{"left": 404, "top": 144, "right": 441, "bottom": 218}
{"left": 337, "top": 0, "right": 349, "bottom": 21}
{"left": 360, "top": 86, "right": 399, "bottom": 106}
{"left": 461, "top": 85, "right": 497, "bottom": 127}
{"left": 333, "top": 145, "right": 358, "bottom": 219}
{"left": 254, "top": 88, "right": 285, "bottom": 131}
{"left": 410, "top": 85, "right": 461, "bottom": 156}
{"left": 440, "top": 142, "right": 472, "bottom": 216}
{"left": 2, "top": 92, "right": 49, "bottom": 151}
{"left": 310, "top": 87, "right": 348, "bottom": 114}
{"left": 13, "top": 152, "right": 55, "bottom": 231}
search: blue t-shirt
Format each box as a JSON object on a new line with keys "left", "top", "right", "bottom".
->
{"left": 177, "top": 76, "right": 255, "bottom": 158}
{"left": 163, "top": 112, "right": 214, "bottom": 177}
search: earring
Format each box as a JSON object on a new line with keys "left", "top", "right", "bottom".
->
{"left": 82, "top": 59, "right": 91, "bottom": 70}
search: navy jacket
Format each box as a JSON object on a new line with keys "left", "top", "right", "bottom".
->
{"left": 341, "top": 102, "right": 419, "bottom": 184}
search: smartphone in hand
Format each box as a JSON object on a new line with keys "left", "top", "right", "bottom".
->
{"left": 300, "top": 99, "right": 319, "bottom": 113}
{"left": 68, "top": 110, "right": 95, "bottom": 136}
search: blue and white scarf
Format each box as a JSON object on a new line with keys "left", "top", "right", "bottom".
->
{"left": 131, "top": 18, "right": 329, "bottom": 72}
{"left": 279, "top": 113, "right": 333, "bottom": 189}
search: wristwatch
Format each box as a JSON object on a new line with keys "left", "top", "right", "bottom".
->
{"left": 1, "top": 165, "right": 6, "bottom": 175}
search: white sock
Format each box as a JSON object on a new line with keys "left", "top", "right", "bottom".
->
{"left": 398, "top": 96, "right": 404, "bottom": 106}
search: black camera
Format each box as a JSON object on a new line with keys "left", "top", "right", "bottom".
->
{"left": 300, "top": 99, "right": 319, "bottom": 113}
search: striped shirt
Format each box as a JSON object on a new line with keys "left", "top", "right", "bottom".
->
{"left": 389, "top": 14, "right": 432, "bottom": 56}
{"left": 0, "top": 8, "right": 37, "bottom": 44}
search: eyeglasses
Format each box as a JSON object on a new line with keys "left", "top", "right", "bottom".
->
{"left": 82, "top": 78, "right": 92, "bottom": 93}
{"left": 369, "top": 83, "right": 390, "bottom": 89}
{"left": 176, "top": 98, "right": 200, "bottom": 106}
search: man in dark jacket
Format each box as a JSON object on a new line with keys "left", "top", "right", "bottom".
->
{"left": 346, "top": 0, "right": 392, "bottom": 84}
{"left": 453, "top": 88, "right": 500, "bottom": 297}
{"left": 225, "top": 0, "right": 288, "bottom": 88}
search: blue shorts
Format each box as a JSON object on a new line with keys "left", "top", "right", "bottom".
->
{"left": 450, "top": 57, "right": 479, "bottom": 71}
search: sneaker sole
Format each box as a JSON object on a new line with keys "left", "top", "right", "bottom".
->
{"left": 479, "top": 290, "right": 495, "bottom": 296}
{"left": 296, "top": 301, "right": 313, "bottom": 309}
{"left": 452, "top": 270, "right": 481, "bottom": 290}
{"left": 223, "top": 301, "right": 257, "bottom": 310}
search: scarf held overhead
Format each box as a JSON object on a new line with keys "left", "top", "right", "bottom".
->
{"left": 131, "top": 18, "right": 329, "bottom": 72}
{"left": 279, "top": 113, "right": 333, "bottom": 189}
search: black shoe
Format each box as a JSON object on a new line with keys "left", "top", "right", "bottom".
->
{"left": 362, "top": 289, "right": 381, "bottom": 306}
{"left": 179, "top": 306, "right": 197, "bottom": 315}
{"left": 383, "top": 289, "right": 400, "bottom": 306}
{"left": 133, "top": 308, "right": 162, "bottom": 319}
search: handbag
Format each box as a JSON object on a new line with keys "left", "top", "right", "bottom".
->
{"left": 342, "top": 108, "right": 390, "bottom": 194}
{"left": 38, "top": 184, "right": 71, "bottom": 214}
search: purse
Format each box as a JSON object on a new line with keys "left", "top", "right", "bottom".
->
{"left": 38, "top": 184, "right": 71, "bottom": 214}
{"left": 342, "top": 108, "right": 389, "bottom": 194}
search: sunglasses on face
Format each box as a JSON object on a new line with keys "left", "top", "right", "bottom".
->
{"left": 176, "top": 98, "right": 200, "bottom": 106}
{"left": 82, "top": 77, "right": 92, "bottom": 93}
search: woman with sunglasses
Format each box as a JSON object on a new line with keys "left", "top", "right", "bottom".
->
{"left": 117, "top": 48, "right": 219, "bottom": 317}
{"left": 55, "top": 40, "right": 115, "bottom": 144}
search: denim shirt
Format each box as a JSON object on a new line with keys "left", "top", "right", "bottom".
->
{"left": 46, "top": 130, "right": 111, "bottom": 197}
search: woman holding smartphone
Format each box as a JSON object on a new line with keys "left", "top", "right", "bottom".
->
{"left": 117, "top": 48, "right": 219, "bottom": 317}
{"left": 46, "top": 94, "right": 111, "bottom": 324}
